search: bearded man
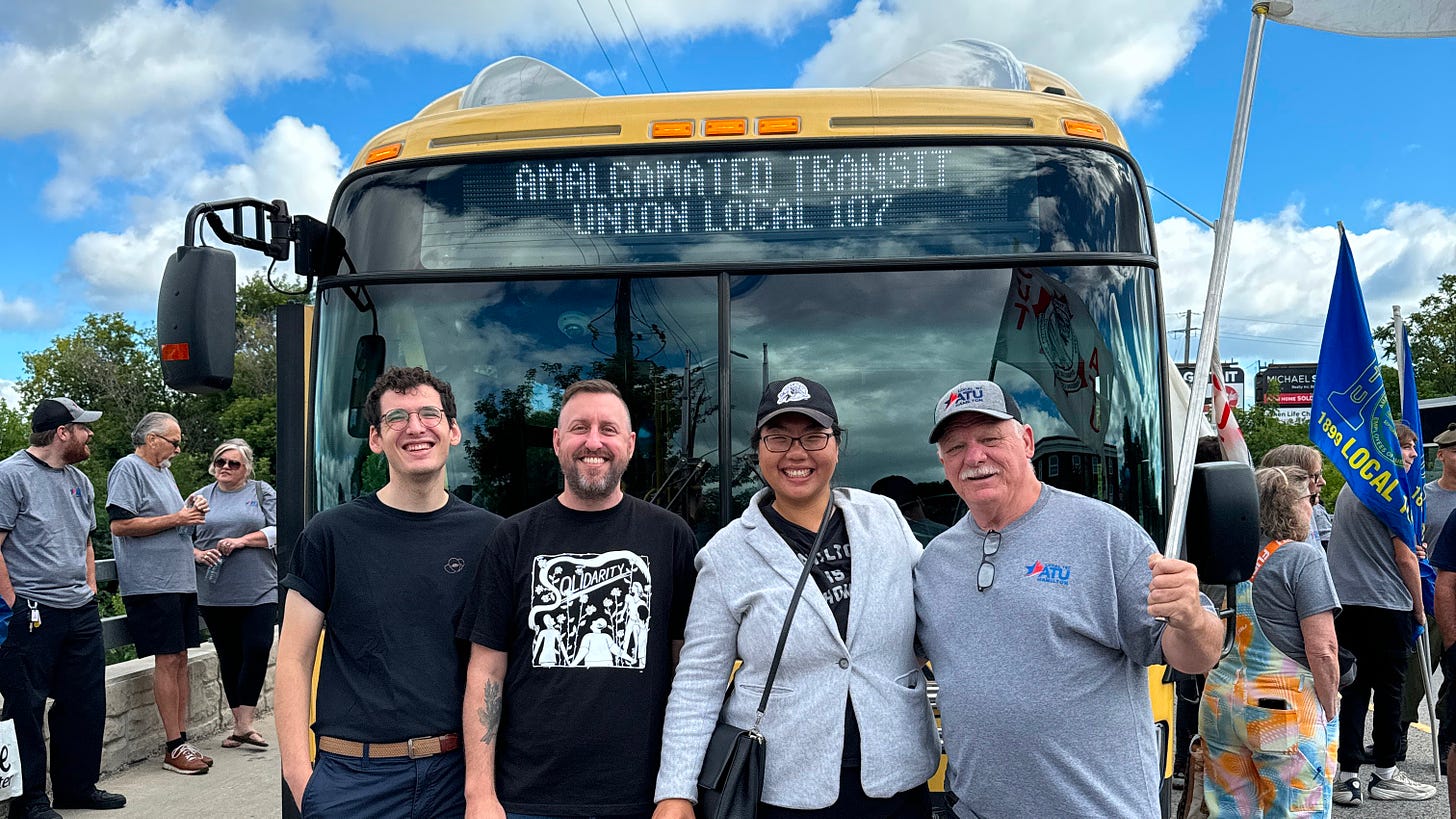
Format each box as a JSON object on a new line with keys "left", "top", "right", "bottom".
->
{"left": 460, "top": 378, "right": 697, "bottom": 819}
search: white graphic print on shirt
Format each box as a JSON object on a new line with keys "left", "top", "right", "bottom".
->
{"left": 529, "top": 550, "right": 651, "bottom": 669}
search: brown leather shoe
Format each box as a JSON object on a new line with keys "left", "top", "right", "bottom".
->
{"left": 163, "top": 744, "right": 210, "bottom": 775}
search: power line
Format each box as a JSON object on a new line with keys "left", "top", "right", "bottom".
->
{"left": 575, "top": 0, "right": 627, "bottom": 94}
{"left": 606, "top": 0, "right": 654, "bottom": 92}
{"left": 622, "top": 0, "right": 669, "bottom": 92}
{"left": 1221, "top": 313, "right": 1325, "bottom": 330}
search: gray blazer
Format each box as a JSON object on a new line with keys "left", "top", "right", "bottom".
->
{"left": 655, "top": 487, "right": 940, "bottom": 809}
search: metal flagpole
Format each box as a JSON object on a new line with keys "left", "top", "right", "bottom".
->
{"left": 1396, "top": 305, "right": 1443, "bottom": 780}
{"left": 1165, "top": 3, "right": 1269, "bottom": 561}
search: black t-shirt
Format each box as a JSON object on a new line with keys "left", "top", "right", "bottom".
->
{"left": 759, "top": 498, "right": 862, "bottom": 767}
{"left": 460, "top": 495, "right": 697, "bottom": 815}
{"left": 281, "top": 493, "right": 503, "bottom": 742}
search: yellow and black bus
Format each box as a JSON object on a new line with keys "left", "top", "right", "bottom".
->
{"left": 160, "top": 39, "right": 1243, "bottom": 816}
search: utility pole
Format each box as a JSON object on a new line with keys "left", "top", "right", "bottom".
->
{"left": 1184, "top": 310, "right": 1193, "bottom": 365}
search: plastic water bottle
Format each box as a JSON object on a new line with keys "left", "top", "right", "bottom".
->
{"left": 206, "top": 554, "right": 225, "bottom": 584}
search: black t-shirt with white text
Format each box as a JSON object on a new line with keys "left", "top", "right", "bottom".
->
{"left": 282, "top": 493, "right": 503, "bottom": 742}
{"left": 460, "top": 495, "right": 698, "bottom": 815}
{"left": 759, "top": 498, "right": 862, "bottom": 767}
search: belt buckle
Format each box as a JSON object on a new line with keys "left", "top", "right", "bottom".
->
{"left": 406, "top": 736, "right": 427, "bottom": 759}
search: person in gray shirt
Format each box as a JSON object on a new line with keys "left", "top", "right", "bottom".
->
{"left": 0, "top": 397, "right": 127, "bottom": 817}
{"left": 107, "top": 411, "right": 212, "bottom": 775}
{"left": 1327, "top": 423, "right": 1435, "bottom": 804}
{"left": 914, "top": 380, "right": 1222, "bottom": 818}
{"left": 191, "top": 438, "right": 278, "bottom": 751}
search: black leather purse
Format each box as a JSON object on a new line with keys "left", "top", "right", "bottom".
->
{"left": 695, "top": 501, "right": 835, "bottom": 819}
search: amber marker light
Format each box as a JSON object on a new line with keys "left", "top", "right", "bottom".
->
{"left": 756, "top": 117, "right": 801, "bottom": 135}
{"left": 651, "top": 120, "right": 694, "bottom": 138}
{"left": 365, "top": 142, "right": 404, "bottom": 164}
{"left": 703, "top": 118, "right": 748, "bottom": 137}
{"left": 160, "top": 343, "right": 191, "bottom": 362}
{"left": 1062, "top": 119, "right": 1106, "bottom": 140}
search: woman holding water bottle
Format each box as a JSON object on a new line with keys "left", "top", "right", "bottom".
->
{"left": 191, "top": 438, "right": 278, "bottom": 750}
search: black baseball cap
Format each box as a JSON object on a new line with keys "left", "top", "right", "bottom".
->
{"left": 31, "top": 397, "right": 102, "bottom": 433}
{"left": 756, "top": 377, "right": 838, "bottom": 430}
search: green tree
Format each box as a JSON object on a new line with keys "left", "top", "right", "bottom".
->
{"left": 1374, "top": 272, "right": 1456, "bottom": 399}
{"left": 0, "top": 399, "right": 26, "bottom": 454}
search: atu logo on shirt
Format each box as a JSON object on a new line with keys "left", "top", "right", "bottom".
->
{"left": 529, "top": 550, "right": 652, "bottom": 670}
{"left": 1024, "top": 560, "right": 1072, "bottom": 586}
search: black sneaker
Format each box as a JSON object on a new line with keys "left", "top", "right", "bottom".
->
{"left": 51, "top": 787, "right": 128, "bottom": 810}
{"left": 1332, "top": 777, "right": 1362, "bottom": 806}
{"left": 8, "top": 800, "right": 62, "bottom": 819}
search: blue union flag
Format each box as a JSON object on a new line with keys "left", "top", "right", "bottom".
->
{"left": 1309, "top": 231, "right": 1419, "bottom": 551}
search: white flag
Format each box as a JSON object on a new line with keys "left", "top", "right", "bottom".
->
{"left": 1267, "top": 0, "right": 1456, "bottom": 37}
{"left": 993, "top": 268, "right": 1113, "bottom": 448}
{"left": 1210, "top": 342, "right": 1253, "bottom": 466}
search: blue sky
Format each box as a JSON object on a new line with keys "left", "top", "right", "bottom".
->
{"left": 2, "top": 0, "right": 1453, "bottom": 407}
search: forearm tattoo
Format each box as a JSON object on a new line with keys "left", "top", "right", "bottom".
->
{"left": 477, "top": 680, "right": 502, "bottom": 745}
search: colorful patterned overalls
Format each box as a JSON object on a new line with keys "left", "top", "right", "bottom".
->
{"left": 1199, "top": 540, "right": 1339, "bottom": 817}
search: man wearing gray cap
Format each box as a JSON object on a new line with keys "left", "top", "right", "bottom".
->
{"left": 914, "top": 380, "right": 1221, "bottom": 819}
{"left": 0, "top": 398, "right": 126, "bottom": 818}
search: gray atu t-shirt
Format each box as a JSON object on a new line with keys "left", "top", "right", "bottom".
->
{"left": 915, "top": 485, "right": 1173, "bottom": 819}
{"left": 0, "top": 450, "right": 97, "bottom": 608}
{"left": 108, "top": 453, "right": 196, "bottom": 596}
{"left": 193, "top": 480, "right": 278, "bottom": 607}
{"left": 1424, "top": 481, "right": 1456, "bottom": 546}
{"left": 1326, "top": 483, "right": 1410, "bottom": 611}
{"left": 1251, "top": 537, "right": 1340, "bottom": 668}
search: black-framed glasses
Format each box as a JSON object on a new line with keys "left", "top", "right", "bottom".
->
{"left": 760, "top": 432, "right": 832, "bottom": 453}
{"left": 381, "top": 406, "right": 446, "bottom": 431}
{"left": 152, "top": 433, "right": 182, "bottom": 450}
{"left": 213, "top": 458, "right": 244, "bottom": 470}
{"left": 977, "top": 530, "right": 1001, "bottom": 592}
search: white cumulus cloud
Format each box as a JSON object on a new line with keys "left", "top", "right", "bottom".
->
{"left": 796, "top": 0, "right": 1216, "bottom": 118}
{"left": 0, "top": 379, "right": 21, "bottom": 409}
{"left": 0, "top": 291, "right": 44, "bottom": 328}
{"left": 68, "top": 116, "right": 345, "bottom": 309}
{"left": 1157, "top": 202, "right": 1456, "bottom": 366}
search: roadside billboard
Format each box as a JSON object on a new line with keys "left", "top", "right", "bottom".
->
{"left": 1178, "top": 362, "right": 1246, "bottom": 410}
{"left": 1255, "top": 363, "right": 1318, "bottom": 423}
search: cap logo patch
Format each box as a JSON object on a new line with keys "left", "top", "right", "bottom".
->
{"left": 777, "top": 381, "right": 812, "bottom": 405}
{"left": 946, "top": 385, "right": 986, "bottom": 409}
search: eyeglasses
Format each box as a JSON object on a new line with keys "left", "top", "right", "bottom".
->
{"left": 977, "top": 530, "right": 1001, "bottom": 592}
{"left": 760, "top": 432, "right": 832, "bottom": 453}
{"left": 380, "top": 406, "right": 446, "bottom": 431}
{"left": 213, "top": 458, "right": 244, "bottom": 470}
{"left": 152, "top": 433, "right": 182, "bottom": 450}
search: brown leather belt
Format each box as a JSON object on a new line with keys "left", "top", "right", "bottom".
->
{"left": 317, "top": 733, "right": 460, "bottom": 759}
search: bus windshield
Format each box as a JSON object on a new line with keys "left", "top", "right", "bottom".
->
{"left": 313, "top": 262, "right": 1166, "bottom": 545}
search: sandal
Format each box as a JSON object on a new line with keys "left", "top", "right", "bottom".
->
{"left": 226, "top": 731, "right": 269, "bottom": 748}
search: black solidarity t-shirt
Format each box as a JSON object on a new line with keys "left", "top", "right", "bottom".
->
{"left": 759, "top": 499, "right": 863, "bottom": 767}
{"left": 282, "top": 493, "right": 503, "bottom": 742}
{"left": 460, "top": 495, "right": 698, "bottom": 815}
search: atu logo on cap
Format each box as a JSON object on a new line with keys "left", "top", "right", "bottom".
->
{"left": 946, "top": 384, "right": 987, "bottom": 409}
{"left": 777, "top": 381, "right": 812, "bottom": 405}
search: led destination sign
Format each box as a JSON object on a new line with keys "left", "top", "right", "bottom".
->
{"left": 340, "top": 144, "right": 1150, "bottom": 270}
{"left": 511, "top": 149, "right": 957, "bottom": 236}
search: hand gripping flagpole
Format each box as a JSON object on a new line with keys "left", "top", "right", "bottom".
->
{"left": 1165, "top": 4, "right": 1269, "bottom": 562}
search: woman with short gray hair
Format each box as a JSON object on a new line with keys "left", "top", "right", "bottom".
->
{"left": 191, "top": 438, "right": 278, "bottom": 750}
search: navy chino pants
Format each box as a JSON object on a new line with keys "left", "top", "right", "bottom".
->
{"left": 301, "top": 749, "right": 466, "bottom": 818}
{"left": 0, "top": 596, "right": 106, "bottom": 808}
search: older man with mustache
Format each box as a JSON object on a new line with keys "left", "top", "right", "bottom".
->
{"left": 913, "top": 380, "right": 1222, "bottom": 819}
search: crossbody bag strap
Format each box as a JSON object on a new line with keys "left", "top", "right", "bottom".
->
{"left": 751, "top": 497, "right": 836, "bottom": 737}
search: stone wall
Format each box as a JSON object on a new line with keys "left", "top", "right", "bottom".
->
{"left": 99, "top": 637, "right": 277, "bottom": 773}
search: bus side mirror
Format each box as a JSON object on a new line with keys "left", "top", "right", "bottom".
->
{"left": 346, "top": 334, "right": 387, "bottom": 438}
{"left": 158, "top": 245, "right": 237, "bottom": 393}
{"left": 1184, "top": 461, "right": 1260, "bottom": 584}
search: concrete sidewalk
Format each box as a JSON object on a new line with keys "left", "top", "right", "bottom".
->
{"left": 76, "top": 712, "right": 280, "bottom": 818}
